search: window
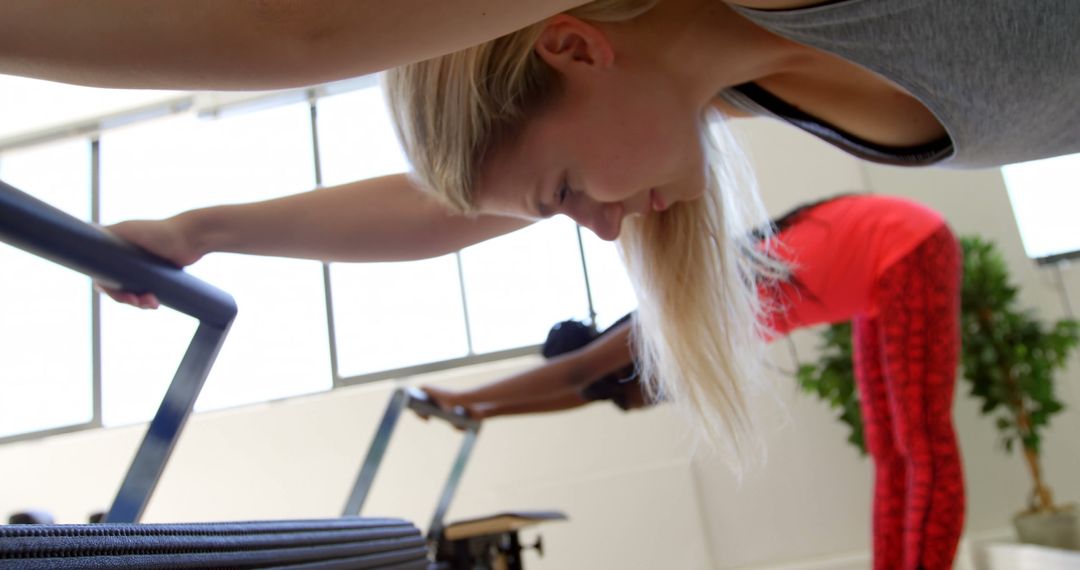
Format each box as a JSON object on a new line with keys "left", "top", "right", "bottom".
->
{"left": 460, "top": 218, "right": 592, "bottom": 353}
{"left": 331, "top": 257, "right": 470, "bottom": 376}
{"left": 316, "top": 88, "right": 471, "bottom": 377}
{"left": 1002, "top": 152, "right": 1080, "bottom": 263}
{"left": 98, "top": 103, "right": 330, "bottom": 424}
{"left": 579, "top": 230, "right": 638, "bottom": 330}
{"left": 0, "top": 75, "right": 637, "bottom": 440}
{"left": 0, "top": 139, "right": 93, "bottom": 437}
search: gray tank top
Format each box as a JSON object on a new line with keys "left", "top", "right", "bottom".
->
{"left": 718, "top": 0, "right": 1080, "bottom": 168}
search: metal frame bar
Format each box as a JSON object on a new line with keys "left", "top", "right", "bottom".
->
{"left": 0, "top": 182, "right": 237, "bottom": 327}
{"left": 306, "top": 94, "right": 346, "bottom": 389}
{"left": 0, "top": 74, "right": 382, "bottom": 154}
{"left": 0, "top": 178, "right": 238, "bottom": 522}
{"left": 106, "top": 321, "right": 232, "bottom": 522}
{"left": 1037, "top": 250, "right": 1080, "bottom": 267}
{"left": 343, "top": 387, "right": 481, "bottom": 545}
{"left": 90, "top": 138, "right": 104, "bottom": 428}
{"left": 342, "top": 388, "right": 410, "bottom": 517}
{"left": 426, "top": 426, "right": 479, "bottom": 544}
{"left": 0, "top": 96, "right": 196, "bottom": 154}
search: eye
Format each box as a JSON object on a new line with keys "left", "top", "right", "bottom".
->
{"left": 556, "top": 179, "right": 571, "bottom": 205}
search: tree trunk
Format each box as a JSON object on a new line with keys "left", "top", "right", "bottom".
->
{"left": 982, "top": 307, "right": 1057, "bottom": 513}
{"left": 1008, "top": 368, "right": 1056, "bottom": 513}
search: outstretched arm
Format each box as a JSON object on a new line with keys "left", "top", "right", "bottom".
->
{"left": 422, "top": 318, "right": 635, "bottom": 419}
{"left": 0, "top": 0, "right": 588, "bottom": 90}
{"left": 105, "top": 172, "right": 531, "bottom": 307}
{"left": 469, "top": 391, "right": 592, "bottom": 420}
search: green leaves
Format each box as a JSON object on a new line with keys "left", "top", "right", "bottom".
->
{"left": 794, "top": 321, "right": 867, "bottom": 455}
{"left": 958, "top": 236, "right": 1077, "bottom": 458}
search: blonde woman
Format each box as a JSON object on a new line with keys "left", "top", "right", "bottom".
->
{"left": 91, "top": 0, "right": 1077, "bottom": 462}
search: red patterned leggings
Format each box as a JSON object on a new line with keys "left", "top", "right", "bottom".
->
{"left": 852, "top": 225, "right": 964, "bottom": 570}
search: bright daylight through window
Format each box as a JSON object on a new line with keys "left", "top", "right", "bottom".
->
{"left": 1003, "top": 152, "right": 1080, "bottom": 264}
{"left": 0, "top": 74, "right": 635, "bottom": 440}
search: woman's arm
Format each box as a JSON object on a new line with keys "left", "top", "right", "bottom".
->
{"left": 104, "top": 173, "right": 531, "bottom": 307}
{"left": 112, "top": 173, "right": 530, "bottom": 264}
{"left": 469, "top": 390, "right": 592, "bottom": 420}
{"left": 421, "top": 318, "right": 635, "bottom": 416}
{"left": 0, "top": 0, "right": 588, "bottom": 90}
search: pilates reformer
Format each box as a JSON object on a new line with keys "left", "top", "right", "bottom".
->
{"left": 0, "top": 178, "right": 562, "bottom": 569}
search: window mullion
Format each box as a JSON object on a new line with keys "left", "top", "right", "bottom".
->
{"left": 90, "top": 137, "right": 103, "bottom": 428}
{"left": 454, "top": 252, "right": 475, "bottom": 356}
{"left": 309, "top": 97, "right": 343, "bottom": 388}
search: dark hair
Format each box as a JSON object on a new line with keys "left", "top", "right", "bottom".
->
{"left": 541, "top": 319, "right": 597, "bottom": 358}
{"left": 542, "top": 313, "right": 643, "bottom": 410}
{"left": 541, "top": 313, "right": 635, "bottom": 358}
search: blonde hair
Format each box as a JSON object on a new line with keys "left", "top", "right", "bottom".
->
{"left": 385, "top": 0, "right": 656, "bottom": 212}
{"left": 384, "top": 0, "right": 781, "bottom": 469}
{"left": 620, "top": 116, "right": 783, "bottom": 467}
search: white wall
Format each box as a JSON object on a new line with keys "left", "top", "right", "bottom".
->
{"left": 1, "top": 357, "right": 712, "bottom": 569}
{"left": 2, "top": 117, "right": 1079, "bottom": 569}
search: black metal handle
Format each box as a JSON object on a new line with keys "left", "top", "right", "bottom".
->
{"left": 0, "top": 179, "right": 237, "bottom": 327}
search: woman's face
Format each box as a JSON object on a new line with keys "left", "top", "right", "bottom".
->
{"left": 472, "top": 18, "right": 708, "bottom": 241}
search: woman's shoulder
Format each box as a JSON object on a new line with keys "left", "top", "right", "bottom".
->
{"left": 819, "top": 194, "right": 945, "bottom": 224}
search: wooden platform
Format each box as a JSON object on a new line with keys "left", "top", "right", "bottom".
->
{"left": 443, "top": 511, "right": 567, "bottom": 541}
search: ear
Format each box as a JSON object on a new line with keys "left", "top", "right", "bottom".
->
{"left": 534, "top": 15, "right": 615, "bottom": 72}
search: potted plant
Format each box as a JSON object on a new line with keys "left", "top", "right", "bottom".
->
{"left": 960, "top": 236, "right": 1079, "bottom": 549}
{"left": 795, "top": 235, "right": 1080, "bottom": 549}
{"left": 794, "top": 321, "right": 866, "bottom": 454}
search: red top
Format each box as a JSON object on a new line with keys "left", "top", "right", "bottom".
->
{"left": 762, "top": 194, "right": 945, "bottom": 336}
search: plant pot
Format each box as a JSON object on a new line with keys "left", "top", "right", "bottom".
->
{"left": 1014, "top": 503, "right": 1080, "bottom": 551}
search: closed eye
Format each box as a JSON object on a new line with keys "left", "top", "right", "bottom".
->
{"left": 556, "top": 178, "right": 571, "bottom": 206}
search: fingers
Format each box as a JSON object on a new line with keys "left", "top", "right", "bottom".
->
{"left": 104, "top": 218, "right": 198, "bottom": 268}
{"left": 420, "top": 385, "right": 456, "bottom": 411}
{"left": 413, "top": 386, "right": 443, "bottom": 421}
{"left": 94, "top": 284, "right": 161, "bottom": 310}
{"left": 417, "top": 386, "right": 478, "bottom": 429}
{"left": 130, "top": 292, "right": 161, "bottom": 310}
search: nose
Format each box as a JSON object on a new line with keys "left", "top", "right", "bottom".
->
{"left": 572, "top": 201, "right": 624, "bottom": 241}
